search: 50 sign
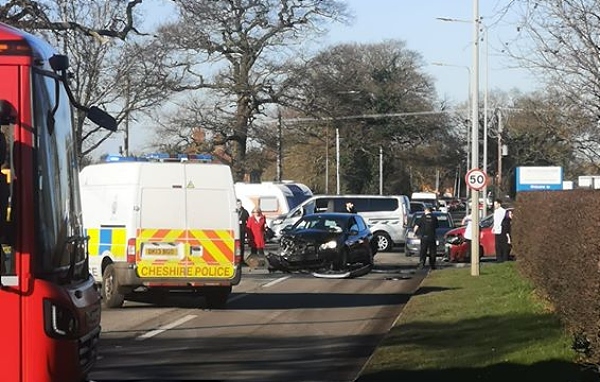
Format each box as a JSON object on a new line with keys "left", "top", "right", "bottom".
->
{"left": 465, "top": 169, "right": 488, "bottom": 191}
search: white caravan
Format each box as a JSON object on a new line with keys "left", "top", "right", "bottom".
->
{"left": 234, "top": 181, "right": 313, "bottom": 225}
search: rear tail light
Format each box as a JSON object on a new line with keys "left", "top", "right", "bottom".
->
{"left": 126, "top": 238, "right": 137, "bottom": 263}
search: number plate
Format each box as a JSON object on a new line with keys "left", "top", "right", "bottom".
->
{"left": 145, "top": 247, "right": 178, "bottom": 256}
{"left": 141, "top": 242, "right": 184, "bottom": 259}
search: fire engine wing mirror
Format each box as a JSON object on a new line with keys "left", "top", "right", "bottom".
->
{"left": 87, "top": 106, "right": 117, "bottom": 132}
{"left": 48, "top": 54, "right": 117, "bottom": 132}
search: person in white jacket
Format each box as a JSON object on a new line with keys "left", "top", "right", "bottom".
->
{"left": 492, "top": 199, "right": 507, "bottom": 262}
{"left": 462, "top": 213, "right": 473, "bottom": 261}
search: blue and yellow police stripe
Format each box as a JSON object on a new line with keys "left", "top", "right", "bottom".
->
{"left": 86, "top": 226, "right": 127, "bottom": 259}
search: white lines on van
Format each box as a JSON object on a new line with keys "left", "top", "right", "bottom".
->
{"left": 136, "top": 314, "right": 197, "bottom": 341}
{"left": 262, "top": 275, "right": 291, "bottom": 288}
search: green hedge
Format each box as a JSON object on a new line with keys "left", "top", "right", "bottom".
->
{"left": 514, "top": 189, "right": 600, "bottom": 364}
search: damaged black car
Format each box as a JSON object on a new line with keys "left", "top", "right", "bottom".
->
{"left": 266, "top": 212, "right": 375, "bottom": 275}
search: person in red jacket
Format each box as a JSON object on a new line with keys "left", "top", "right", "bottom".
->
{"left": 246, "top": 208, "right": 267, "bottom": 256}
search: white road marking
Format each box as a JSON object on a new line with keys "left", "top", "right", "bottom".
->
{"left": 262, "top": 275, "right": 291, "bottom": 288}
{"left": 136, "top": 314, "right": 197, "bottom": 341}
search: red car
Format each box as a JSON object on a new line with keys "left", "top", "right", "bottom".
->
{"left": 443, "top": 209, "right": 513, "bottom": 262}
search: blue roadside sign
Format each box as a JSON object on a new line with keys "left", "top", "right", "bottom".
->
{"left": 516, "top": 166, "right": 563, "bottom": 191}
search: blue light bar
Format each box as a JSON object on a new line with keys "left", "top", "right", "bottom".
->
{"left": 105, "top": 155, "right": 144, "bottom": 162}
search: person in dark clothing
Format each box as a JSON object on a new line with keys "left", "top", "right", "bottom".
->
{"left": 236, "top": 200, "right": 249, "bottom": 260}
{"left": 499, "top": 209, "right": 513, "bottom": 261}
{"left": 413, "top": 207, "right": 439, "bottom": 269}
{"left": 345, "top": 202, "right": 357, "bottom": 213}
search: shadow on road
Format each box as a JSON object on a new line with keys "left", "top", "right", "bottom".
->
{"left": 356, "top": 360, "right": 597, "bottom": 382}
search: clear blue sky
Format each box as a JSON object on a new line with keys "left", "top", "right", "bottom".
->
{"left": 323, "top": 0, "right": 536, "bottom": 103}
{"left": 100, "top": 0, "right": 536, "bottom": 158}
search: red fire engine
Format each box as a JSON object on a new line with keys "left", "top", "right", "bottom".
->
{"left": 0, "top": 22, "right": 116, "bottom": 381}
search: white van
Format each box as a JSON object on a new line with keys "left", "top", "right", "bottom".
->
{"left": 79, "top": 160, "right": 241, "bottom": 309}
{"left": 411, "top": 191, "right": 439, "bottom": 210}
{"left": 234, "top": 181, "right": 313, "bottom": 224}
{"left": 270, "top": 194, "right": 410, "bottom": 252}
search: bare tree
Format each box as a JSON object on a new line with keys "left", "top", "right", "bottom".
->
{"left": 505, "top": 0, "right": 600, "bottom": 164}
{"left": 284, "top": 40, "right": 460, "bottom": 194}
{"left": 153, "top": 0, "right": 349, "bottom": 180}
{"left": 1, "top": 0, "right": 178, "bottom": 160}
{"left": 0, "top": 0, "right": 144, "bottom": 40}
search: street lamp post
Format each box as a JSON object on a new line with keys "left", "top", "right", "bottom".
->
{"left": 437, "top": 2, "right": 481, "bottom": 276}
{"left": 336, "top": 123, "right": 340, "bottom": 194}
{"left": 470, "top": 0, "right": 480, "bottom": 277}
{"left": 497, "top": 108, "right": 503, "bottom": 196}
{"left": 379, "top": 146, "right": 383, "bottom": 195}
{"left": 325, "top": 126, "right": 329, "bottom": 193}
{"left": 437, "top": 14, "right": 490, "bottom": 218}
{"left": 481, "top": 22, "right": 489, "bottom": 216}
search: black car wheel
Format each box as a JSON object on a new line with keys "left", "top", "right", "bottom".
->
{"left": 373, "top": 232, "right": 392, "bottom": 252}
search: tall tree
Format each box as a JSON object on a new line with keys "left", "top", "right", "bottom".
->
{"left": 0, "top": 0, "right": 174, "bottom": 160}
{"left": 491, "top": 92, "right": 579, "bottom": 196}
{"left": 153, "top": 0, "right": 349, "bottom": 180}
{"left": 505, "top": 0, "right": 600, "bottom": 166}
{"left": 283, "top": 40, "right": 461, "bottom": 194}
{"left": 0, "top": 0, "right": 143, "bottom": 40}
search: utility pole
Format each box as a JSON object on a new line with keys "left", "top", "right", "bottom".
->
{"left": 379, "top": 146, "right": 383, "bottom": 195}
{"left": 482, "top": 22, "right": 489, "bottom": 217}
{"left": 497, "top": 108, "right": 503, "bottom": 197}
{"left": 470, "top": 0, "right": 480, "bottom": 277}
{"left": 276, "top": 109, "right": 282, "bottom": 182}
{"left": 335, "top": 121, "right": 340, "bottom": 195}
{"left": 124, "top": 73, "right": 130, "bottom": 157}
{"left": 325, "top": 126, "right": 329, "bottom": 193}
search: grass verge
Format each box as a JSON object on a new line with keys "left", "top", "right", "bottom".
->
{"left": 357, "top": 262, "right": 595, "bottom": 382}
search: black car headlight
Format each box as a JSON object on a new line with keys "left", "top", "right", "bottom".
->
{"left": 319, "top": 240, "right": 338, "bottom": 250}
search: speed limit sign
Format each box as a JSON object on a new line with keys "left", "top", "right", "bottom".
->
{"left": 465, "top": 169, "right": 488, "bottom": 191}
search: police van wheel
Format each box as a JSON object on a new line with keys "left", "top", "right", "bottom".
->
{"left": 374, "top": 232, "right": 392, "bottom": 252}
{"left": 102, "top": 264, "right": 125, "bottom": 309}
{"left": 204, "top": 286, "right": 231, "bottom": 309}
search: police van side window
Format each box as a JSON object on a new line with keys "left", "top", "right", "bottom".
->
{"left": 370, "top": 198, "right": 398, "bottom": 211}
{"left": 313, "top": 198, "right": 328, "bottom": 213}
{"left": 352, "top": 199, "right": 369, "bottom": 212}
{"left": 329, "top": 198, "right": 346, "bottom": 212}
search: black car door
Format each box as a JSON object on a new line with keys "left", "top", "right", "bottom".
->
{"left": 355, "top": 215, "right": 373, "bottom": 260}
{"left": 347, "top": 216, "right": 370, "bottom": 262}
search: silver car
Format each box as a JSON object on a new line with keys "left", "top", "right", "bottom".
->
{"left": 404, "top": 212, "right": 455, "bottom": 257}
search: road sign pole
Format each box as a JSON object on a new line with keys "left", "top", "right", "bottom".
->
{"left": 465, "top": 169, "right": 487, "bottom": 277}
{"left": 470, "top": 189, "right": 479, "bottom": 276}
